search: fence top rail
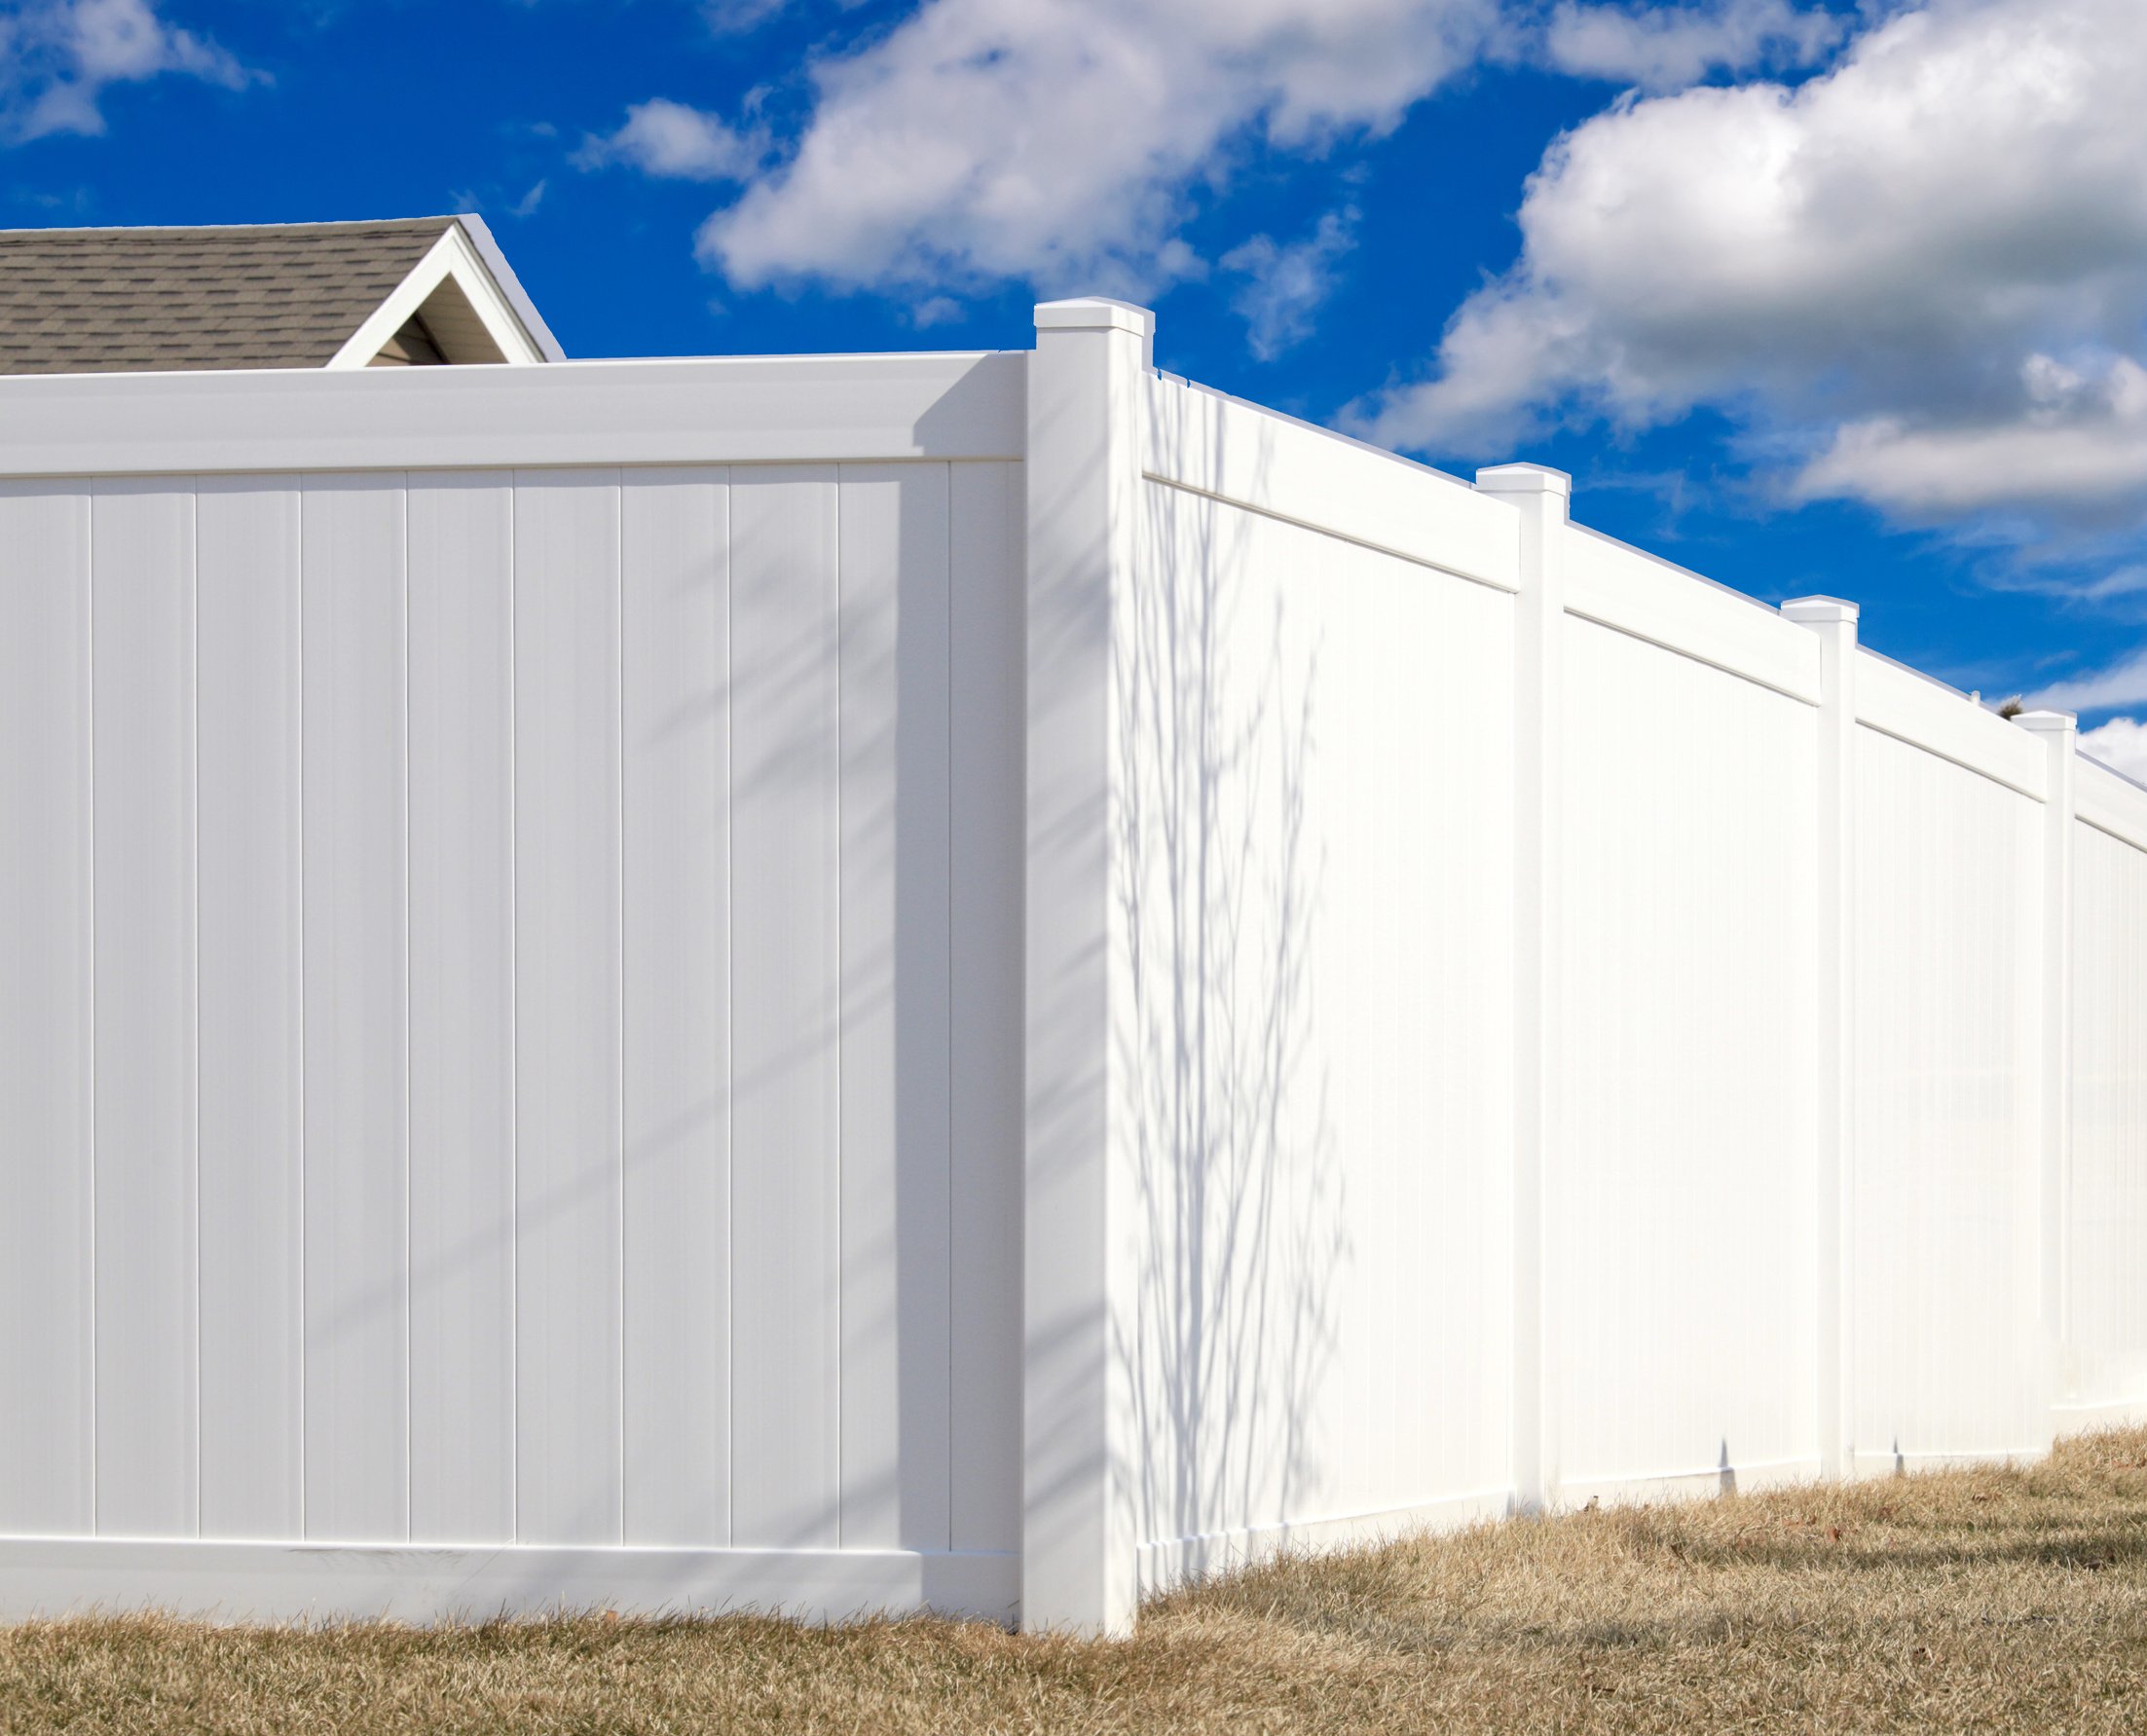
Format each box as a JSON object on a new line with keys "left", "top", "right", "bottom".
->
{"left": 1568, "top": 523, "right": 1791, "bottom": 622}
{"left": 1562, "top": 522, "right": 1824, "bottom": 706}
{"left": 1142, "top": 370, "right": 1523, "bottom": 592}
{"left": 1153, "top": 370, "right": 1484, "bottom": 497}
{"left": 2078, "top": 753, "right": 2147, "bottom": 854}
{"left": 1854, "top": 646, "right": 2050, "bottom": 800}
{"left": 0, "top": 348, "right": 1029, "bottom": 477}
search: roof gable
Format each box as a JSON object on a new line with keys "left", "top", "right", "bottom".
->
{"left": 0, "top": 216, "right": 560, "bottom": 376}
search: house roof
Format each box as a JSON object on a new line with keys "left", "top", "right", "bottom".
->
{"left": 0, "top": 215, "right": 562, "bottom": 375}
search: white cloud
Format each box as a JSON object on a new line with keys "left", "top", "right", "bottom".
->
{"left": 702, "top": 0, "right": 788, "bottom": 33}
{"left": 2079, "top": 716, "right": 2147, "bottom": 784}
{"left": 0, "top": 0, "right": 251, "bottom": 139}
{"left": 2033, "top": 648, "right": 2147, "bottom": 716}
{"left": 692, "top": 0, "right": 1503, "bottom": 295}
{"left": 1220, "top": 206, "right": 1357, "bottom": 360}
{"left": 1798, "top": 353, "right": 2147, "bottom": 519}
{"left": 2081, "top": 567, "right": 2147, "bottom": 604}
{"left": 1544, "top": 0, "right": 1845, "bottom": 92}
{"left": 1357, "top": 0, "right": 2147, "bottom": 530}
{"left": 590, "top": 0, "right": 1841, "bottom": 308}
{"left": 1965, "top": 553, "right": 2147, "bottom": 627}
{"left": 579, "top": 96, "right": 766, "bottom": 182}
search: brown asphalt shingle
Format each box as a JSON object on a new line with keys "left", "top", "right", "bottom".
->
{"left": 0, "top": 217, "right": 459, "bottom": 374}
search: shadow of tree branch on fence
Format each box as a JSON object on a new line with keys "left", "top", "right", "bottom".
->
{"left": 1112, "top": 416, "right": 1349, "bottom": 1576}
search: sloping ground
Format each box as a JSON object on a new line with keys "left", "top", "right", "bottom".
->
{"left": 8, "top": 1429, "right": 2147, "bottom": 1734}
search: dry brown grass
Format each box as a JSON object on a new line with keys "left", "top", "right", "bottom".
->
{"left": 8, "top": 1429, "right": 2147, "bottom": 1734}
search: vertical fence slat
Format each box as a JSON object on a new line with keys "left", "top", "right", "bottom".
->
{"left": 196, "top": 479, "right": 304, "bottom": 1539}
{"left": 729, "top": 466, "right": 842, "bottom": 1550}
{"left": 620, "top": 467, "right": 731, "bottom": 1548}
{"left": 837, "top": 462, "right": 954, "bottom": 1552}
{"left": 949, "top": 461, "right": 1025, "bottom": 1557}
{"left": 93, "top": 478, "right": 200, "bottom": 1539}
{"left": 407, "top": 473, "right": 517, "bottom": 1545}
{"left": 302, "top": 474, "right": 410, "bottom": 1543}
{"left": 512, "top": 470, "right": 625, "bottom": 1547}
{"left": 0, "top": 484, "right": 94, "bottom": 1537}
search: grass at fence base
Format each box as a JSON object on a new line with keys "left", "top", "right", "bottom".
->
{"left": 8, "top": 1428, "right": 2147, "bottom": 1735}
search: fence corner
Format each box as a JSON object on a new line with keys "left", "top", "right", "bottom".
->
{"left": 1021, "top": 296, "right": 1152, "bottom": 1636}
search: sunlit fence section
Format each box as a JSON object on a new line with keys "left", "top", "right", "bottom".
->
{"left": 2071, "top": 765, "right": 2147, "bottom": 1421}
{"left": 1041, "top": 299, "right": 2147, "bottom": 1633}
{"left": 0, "top": 304, "right": 2142, "bottom": 1640}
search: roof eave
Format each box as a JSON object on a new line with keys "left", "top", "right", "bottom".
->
{"left": 455, "top": 213, "right": 565, "bottom": 363}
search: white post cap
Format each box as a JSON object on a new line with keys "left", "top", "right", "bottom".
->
{"left": 1781, "top": 596, "right": 1861, "bottom": 625}
{"left": 1474, "top": 462, "right": 1572, "bottom": 499}
{"left": 1033, "top": 297, "right": 1154, "bottom": 337}
{"left": 2014, "top": 709, "right": 2078, "bottom": 734}
{"left": 1034, "top": 297, "right": 1155, "bottom": 370}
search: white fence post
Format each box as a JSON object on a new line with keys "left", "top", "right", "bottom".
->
{"left": 1475, "top": 462, "right": 1569, "bottom": 1516}
{"left": 1022, "top": 296, "right": 1152, "bottom": 1636}
{"left": 2017, "top": 709, "right": 2077, "bottom": 1410}
{"left": 1782, "top": 597, "right": 1860, "bottom": 1480}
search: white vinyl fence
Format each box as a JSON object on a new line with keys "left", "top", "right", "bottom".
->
{"left": 1, "top": 301, "right": 2143, "bottom": 1638}
{"left": 0, "top": 354, "right": 1027, "bottom": 1622}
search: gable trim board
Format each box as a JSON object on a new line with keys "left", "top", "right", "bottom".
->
{"left": 330, "top": 217, "right": 560, "bottom": 370}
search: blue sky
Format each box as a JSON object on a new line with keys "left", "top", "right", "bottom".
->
{"left": 8, "top": 0, "right": 2147, "bottom": 773}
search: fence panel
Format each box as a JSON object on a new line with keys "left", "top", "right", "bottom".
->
{"left": 1556, "top": 579, "right": 1820, "bottom": 1498}
{"left": 1852, "top": 710, "right": 2047, "bottom": 1465}
{"left": 2, "top": 317, "right": 2146, "bottom": 1636}
{"left": 2070, "top": 768, "right": 2147, "bottom": 1417}
{"left": 0, "top": 381, "right": 1025, "bottom": 1619}
{"left": 1121, "top": 387, "right": 1516, "bottom": 1593}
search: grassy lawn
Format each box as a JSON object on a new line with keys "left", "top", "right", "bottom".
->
{"left": 8, "top": 1428, "right": 2147, "bottom": 1734}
